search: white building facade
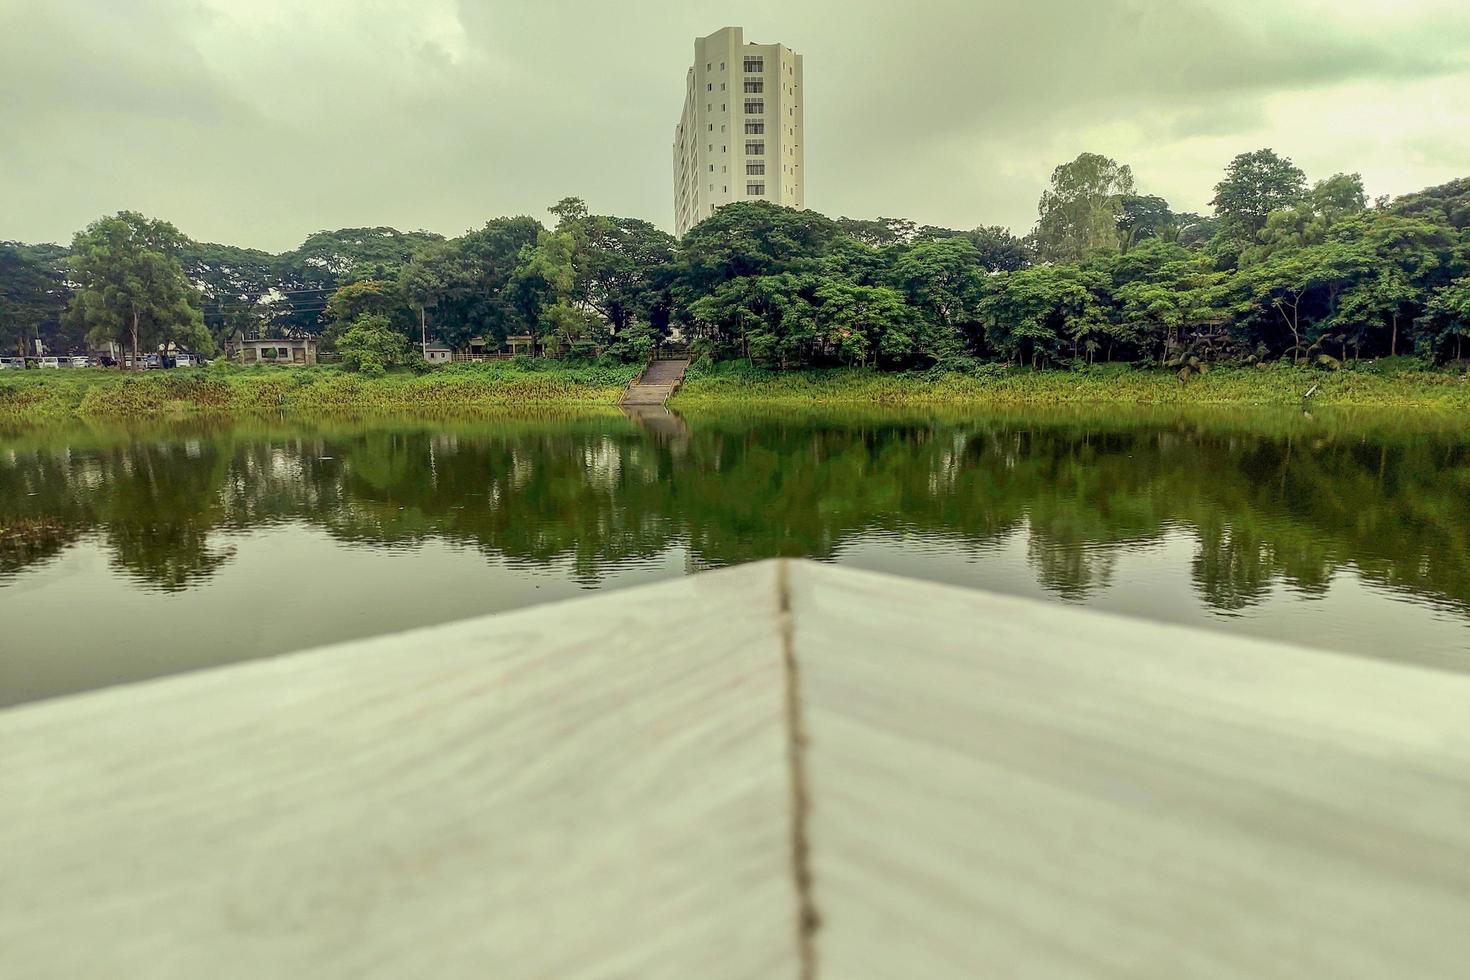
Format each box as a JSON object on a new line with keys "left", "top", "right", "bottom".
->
{"left": 673, "top": 27, "right": 804, "bottom": 237}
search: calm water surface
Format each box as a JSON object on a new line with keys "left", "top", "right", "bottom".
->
{"left": 3, "top": 406, "right": 1469, "bottom": 706}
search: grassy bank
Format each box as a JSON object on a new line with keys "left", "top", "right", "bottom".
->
{"left": 3, "top": 359, "right": 1469, "bottom": 422}
{"left": 674, "top": 361, "right": 1470, "bottom": 409}
{"left": 0, "top": 361, "right": 638, "bottom": 422}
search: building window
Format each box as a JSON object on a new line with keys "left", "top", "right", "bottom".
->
{"left": 709, "top": 164, "right": 714, "bottom": 172}
{"left": 744, "top": 120, "right": 764, "bottom": 134}
{"left": 744, "top": 99, "right": 763, "bottom": 114}
{"left": 744, "top": 57, "right": 763, "bottom": 72}
{"left": 720, "top": 62, "right": 725, "bottom": 70}
{"left": 743, "top": 78, "right": 763, "bottom": 93}
{"left": 744, "top": 140, "right": 765, "bottom": 155}
{"left": 708, "top": 123, "right": 713, "bottom": 131}
{"left": 747, "top": 182, "right": 766, "bottom": 196}
{"left": 707, "top": 83, "right": 712, "bottom": 91}
{"left": 747, "top": 161, "right": 765, "bottom": 175}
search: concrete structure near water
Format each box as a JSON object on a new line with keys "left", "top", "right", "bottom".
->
{"left": 239, "top": 336, "right": 317, "bottom": 365}
{"left": 3, "top": 560, "right": 1469, "bottom": 978}
{"left": 673, "top": 27, "right": 804, "bottom": 236}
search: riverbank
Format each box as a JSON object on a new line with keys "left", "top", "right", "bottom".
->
{"left": 0, "top": 362, "right": 638, "bottom": 421}
{"left": 2, "top": 360, "right": 1468, "bottom": 422}
{"left": 675, "top": 361, "right": 1470, "bottom": 409}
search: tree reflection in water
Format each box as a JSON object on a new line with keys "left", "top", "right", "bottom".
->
{"left": 2, "top": 408, "right": 1469, "bottom": 621}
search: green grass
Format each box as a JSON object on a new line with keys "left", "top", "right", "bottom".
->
{"left": 0, "top": 360, "right": 639, "bottom": 421}
{"left": 3, "top": 359, "right": 1469, "bottom": 423}
{"left": 673, "top": 361, "right": 1470, "bottom": 410}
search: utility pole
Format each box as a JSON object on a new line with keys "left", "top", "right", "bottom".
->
{"left": 421, "top": 306, "right": 427, "bottom": 359}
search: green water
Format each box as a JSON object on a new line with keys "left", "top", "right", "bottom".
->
{"left": 3, "top": 406, "right": 1468, "bottom": 706}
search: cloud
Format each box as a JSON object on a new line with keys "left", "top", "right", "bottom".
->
{"left": 0, "top": 0, "right": 1466, "bottom": 249}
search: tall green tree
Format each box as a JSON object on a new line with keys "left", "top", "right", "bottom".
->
{"left": 1, "top": 242, "right": 71, "bottom": 357}
{"left": 1210, "top": 149, "right": 1308, "bottom": 245}
{"left": 1034, "top": 153, "right": 1135, "bottom": 263}
{"left": 1417, "top": 278, "right": 1470, "bottom": 361}
{"left": 67, "top": 212, "right": 209, "bottom": 367}
{"left": 1116, "top": 195, "right": 1176, "bottom": 251}
{"left": 887, "top": 238, "right": 987, "bottom": 363}
{"left": 401, "top": 216, "right": 543, "bottom": 351}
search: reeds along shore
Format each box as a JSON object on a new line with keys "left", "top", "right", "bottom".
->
{"left": 2, "top": 360, "right": 1470, "bottom": 421}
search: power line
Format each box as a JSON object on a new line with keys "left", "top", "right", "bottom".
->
{"left": 202, "top": 305, "right": 331, "bottom": 319}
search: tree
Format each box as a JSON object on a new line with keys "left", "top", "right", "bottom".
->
{"left": 812, "top": 282, "right": 913, "bottom": 367}
{"left": 1106, "top": 241, "right": 1231, "bottom": 359}
{"left": 1210, "top": 149, "right": 1308, "bottom": 244}
{"left": 1325, "top": 211, "right": 1458, "bottom": 356}
{"left": 1241, "top": 243, "right": 1360, "bottom": 363}
{"left": 1240, "top": 173, "right": 1368, "bottom": 265}
{"left": 179, "top": 240, "right": 284, "bottom": 350}
{"left": 1417, "top": 278, "right": 1470, "bottom": 362}
{"left": 401, "top": 216, "right": 543, "bottom": 351}
{"left": 67, "top": 212, "right": 209, "bottom": 368}
{"left": 1388, "top": 176, "right": 1470, "bottom": 231}
{"left": 979, "top": 265, "right": 1111, "bottom": 367}
{"left": 540, "top": 199, "right": 677, "bottom": 338}
{"left": 335, "top": 313, "right": 410, "bottom": 375}
{"left": 1034, "top": 153, "right": 1135, "bottom": 263}
{"left": 834, "top": 216, "right": 917, "bottom": 247}
{"left": 1116, "top": 195, "right": 1176, "bottom": 251}
{"left": 0, "top": 242, "right": 70, "bottom": 357}
{"left": 674, "top": 201, "right": 838, "bottom": 292}
{"left": 887, "top": 238, "right": 987, "bottom": 362}
{"left": 324, "top": 279, "right": 411, "bottom": 334}
{"left": 1174, "top": 213, "right": 1220, "bottom": 250}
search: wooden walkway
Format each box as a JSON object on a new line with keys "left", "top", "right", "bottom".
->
{"left": 619, "top": 357, "right": 690, "bottom": 406}
{"left": 3, "top": 561, "right": 1469, "bottom": 978}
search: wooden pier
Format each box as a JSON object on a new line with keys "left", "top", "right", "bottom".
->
{"left": 3, "top": 560, "right": 1469, "bottom": 978}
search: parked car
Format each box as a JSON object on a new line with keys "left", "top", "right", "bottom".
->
{"left": 174, "top": 353, "right": 202, "bottom": 368}
{"left": 38, "top": 356, "right": 62, "bottom": 369}
{"left": 68, "top": 356, "right": 91, "bottom": 368}
{"left": 0, "top": 356, "right": 27, "bottom": 371}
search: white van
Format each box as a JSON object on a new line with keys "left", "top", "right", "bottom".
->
{"left": 0, "top": 357, "right": 26, "bottom": 371}
{"left": 68, "top": 356, "right": 91, "bottom": 368}
{"left": 38, "top": 356, "right": 61, "bottom": 369}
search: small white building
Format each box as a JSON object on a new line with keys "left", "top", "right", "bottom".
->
{"left": 424, "top": 344, "right": 453, "bottom": 365}
{"left": 241, "top": 337, "right": 317, "bottom": 365}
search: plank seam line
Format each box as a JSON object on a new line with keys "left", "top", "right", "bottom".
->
{"left": 777, "top": 559, "right": 820, "bottom": 980}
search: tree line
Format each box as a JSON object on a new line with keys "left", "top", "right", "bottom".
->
{"left": 2, "top": 149, "right": 1468, "bottom": 372}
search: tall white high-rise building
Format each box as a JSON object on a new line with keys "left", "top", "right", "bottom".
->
{"left": 673, "top": 27, "right": 804, "bottom": 237}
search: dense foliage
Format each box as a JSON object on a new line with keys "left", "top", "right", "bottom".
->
{"left": 3, "top": 150, "right": 1468, "bottom": 372}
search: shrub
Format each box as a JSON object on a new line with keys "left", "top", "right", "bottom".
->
{"left": 336, "top": 315, "right": 409, "bottom": 376}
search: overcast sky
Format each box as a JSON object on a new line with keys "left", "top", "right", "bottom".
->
{"left": 2, "top": 0, "right": 1467, "bottom": 252}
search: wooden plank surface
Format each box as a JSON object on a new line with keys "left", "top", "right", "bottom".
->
{"left": 0, "top": 563, "right": 797, "bottom": 980}
{"left": 788, "top": 562, "right": 1470, "bottom": 979}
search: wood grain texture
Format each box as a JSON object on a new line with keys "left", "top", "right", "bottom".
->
{"left": 788, "top": 562, "right": 1470, "bottom": 979}
{"left": 0, "top": 563, "right": 796, "bottom": 980}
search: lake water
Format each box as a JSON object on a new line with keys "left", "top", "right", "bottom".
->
{"left": 3, "top": 406, "right": 1469, "bottom": 706}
